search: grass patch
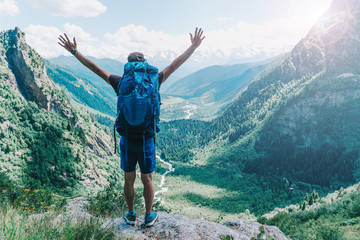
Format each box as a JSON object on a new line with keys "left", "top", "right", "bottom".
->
{"left": 259, "top": 190, "right": 360, "bottom": 239}
{"left": 158, "top": 162, "right": 308, "bottom": 221}
{"left": 0, "top": 206, "right": 117, "bottom": 240}
{"left": 87, "top": 180, "right": 142, "bottom": 218}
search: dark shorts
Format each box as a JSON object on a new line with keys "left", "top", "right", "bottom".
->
{"left": 120, "top": 136, "right": 156, "bottom": 174}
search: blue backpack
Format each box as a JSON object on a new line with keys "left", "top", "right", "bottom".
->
{"left": 114, "top": 60, "right": 161, "bottom": 146}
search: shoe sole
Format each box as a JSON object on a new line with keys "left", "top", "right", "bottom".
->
{"left": 144, "top": 214, "right": 158, "bottom": 227}
{"left": 123, "top": 216, "right": 136, "bottom": 225}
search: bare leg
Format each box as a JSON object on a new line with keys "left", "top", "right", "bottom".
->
{"left": 124, "top": 171, "right": 136, "bottom": 212}
{"left": 141, "top": 173, "right": 154, "bottom": 214}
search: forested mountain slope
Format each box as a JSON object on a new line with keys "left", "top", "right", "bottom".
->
{"left": 0, "top": 28, "right": 119, "bottom": 193}
{"left": 48, "top": 55, "right": 124, "bottom": 100}
{"left": 46, "top": 62, "right": 116, "bottom": 116}
{"left": 165, "top": 63, "right": 263, "bottom": 98}
{"left": 159, "top": 0, "right": 360, "bottom": 190}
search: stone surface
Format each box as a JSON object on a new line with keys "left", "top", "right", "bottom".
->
{"left": 224, "top": 220, "right": 289, "bottom": 240}
{"left": 28, "top": 196, "right": 290, "bottom": 239}
{"left": 102, "top": 212, "right": 290, "bottom": 240}
{"left": 52, "top": 197, "right": 94, "bottom": 225}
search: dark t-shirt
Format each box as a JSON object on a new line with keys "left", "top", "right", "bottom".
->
{"left": 109, "top": 72, "right": 164, "bottom": 95}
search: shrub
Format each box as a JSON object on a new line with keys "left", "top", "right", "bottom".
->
{"left": 13, "top": 188, "right": 66, "bottom": 214}
{"left": 348, "top": 196, "right": 360, "bottom": 218}
{"left": 340, "top": 218, "right": 359, "bottom": 226}
{"left": 315, "top": 223, "right": 345, "bottom": 240}
{"left": 220, "top": 234, "right": 234, "bottom": 240}
{"left": 88, "top": 181, "right": 142, "bottom": 217}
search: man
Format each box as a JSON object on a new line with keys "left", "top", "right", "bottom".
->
{"left": 58, "top": 28, "right": 205, "bottom": 227}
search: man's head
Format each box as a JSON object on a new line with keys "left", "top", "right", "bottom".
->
{"left": 127, "top": 52, "right": 145, "bottom": 62}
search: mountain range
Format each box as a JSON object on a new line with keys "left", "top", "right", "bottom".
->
{"left": 47, "top": 54, "right": 281, "bottom": 121}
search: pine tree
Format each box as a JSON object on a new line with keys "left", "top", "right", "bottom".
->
{"left": 301, "top": 202, "right": 306, "bottom": 210}
{"left": 304, "top": 193, "right": 309, "bottom": 202}
{"left": 5, "top": 144, "right": 10, "bottom": 154}
{"left": 67, "top": 120, "right": 71, "bottom": 131}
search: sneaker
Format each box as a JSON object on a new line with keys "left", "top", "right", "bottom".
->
{"left": 124, "top": 210, "right": 136, "bottom": 225}
{"left": 144, "top": 212, "right": 158, "bottom": 227}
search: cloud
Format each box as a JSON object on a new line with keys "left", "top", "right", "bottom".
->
{"left": 25, "top": 24, "right": 104, "bottom": 58}
{"left": 103, "top": 24, "right": 188, "bottom": 60}
{"left": 25, "top": 15, "right": 319, "bottom": 67}
{"left": 0, "top": 0, "right": 20, "bottom": 16}
{"left": 63, "top": 23, "right": 97, "bottom": 42}
{"left": 203, "top": 16, "right": 316, "bottom": 60}
{"left": 217, "top": 17, "right": 229, "bottom": 23}
{"left": 26, "top": 0, "right": 106, "bottom": 17}
{"left": 102, "top": 16, "right": 315, "bottom": 63}
{"left": 25, "top": 25, "right": 63, "bottom": 58}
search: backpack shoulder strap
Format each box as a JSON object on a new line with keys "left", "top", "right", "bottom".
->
{"left": 146, "top": 64, "right": 159, "bottom": 91}
{"left": 116, "top": 77, "right": 123, "bottom": 96}
{"left": 118, "top": 62, "right": 138, "bottom": 95}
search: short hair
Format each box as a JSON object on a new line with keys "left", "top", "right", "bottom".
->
{"left": 127, "top": 52, "right": 145, "bottom": 62}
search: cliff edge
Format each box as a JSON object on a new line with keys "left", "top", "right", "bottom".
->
{"left": 102, "top": 212, "right": 289, "bottom": 240}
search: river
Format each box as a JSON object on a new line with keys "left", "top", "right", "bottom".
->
{"left": 154, "top": 155, "right": 175, "bottom": 204}
{"left": 181, "top": 103, "right": 198, "bottom": 119}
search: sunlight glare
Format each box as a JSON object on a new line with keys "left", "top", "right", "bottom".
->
{"left": 287, "top": 0, "right": 332, "bottom": 22}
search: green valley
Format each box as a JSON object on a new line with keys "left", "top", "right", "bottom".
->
{"left": 1, "top": 0, "right": 360, "bottom": 238}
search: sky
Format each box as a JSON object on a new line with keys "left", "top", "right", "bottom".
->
{"left": 0, "top": 0, "right": 333, "bottom": 68}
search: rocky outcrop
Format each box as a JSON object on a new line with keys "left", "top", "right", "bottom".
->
{"left": 0, "top": 28, "right": 115, "bottom": 190}
{"left": 28, "top": 197, "right": 94, "bottom": 225}
{"left": 0, "top": 27, "right": 75, "bottom": 121}
{"left": 0, "top": 28, "right": 114, "bottom": 156}
{"left": 51, "top": 197, "right": 93, "bottom": 225}
{"left": 28, "top": 197, "right": 289, "bottom": 239}
{"left": 85, "top": 127, "right": 113, "bottom": 157}
{"left": 101, "top": 212, "right": 290, "bottom": 240}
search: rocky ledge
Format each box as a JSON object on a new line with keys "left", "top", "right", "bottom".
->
{"left": 29, "top": 197, "right": 289, "bottom": 239}
{"left": 101, "top": 212, "right": 289, "bottom": 240}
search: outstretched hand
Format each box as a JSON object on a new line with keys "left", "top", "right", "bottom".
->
{"left": 58, "top": 33, "right": 77, "bottom": 53}
{"left": 190, "top": 27, "right": 205, "bottom": 49}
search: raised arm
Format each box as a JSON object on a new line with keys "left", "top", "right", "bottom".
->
{"left": 161, "top": 27, "right": 205, "bottom": 83}
{"left": 58, "top": 34, "right": 111, "bottom": 84}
